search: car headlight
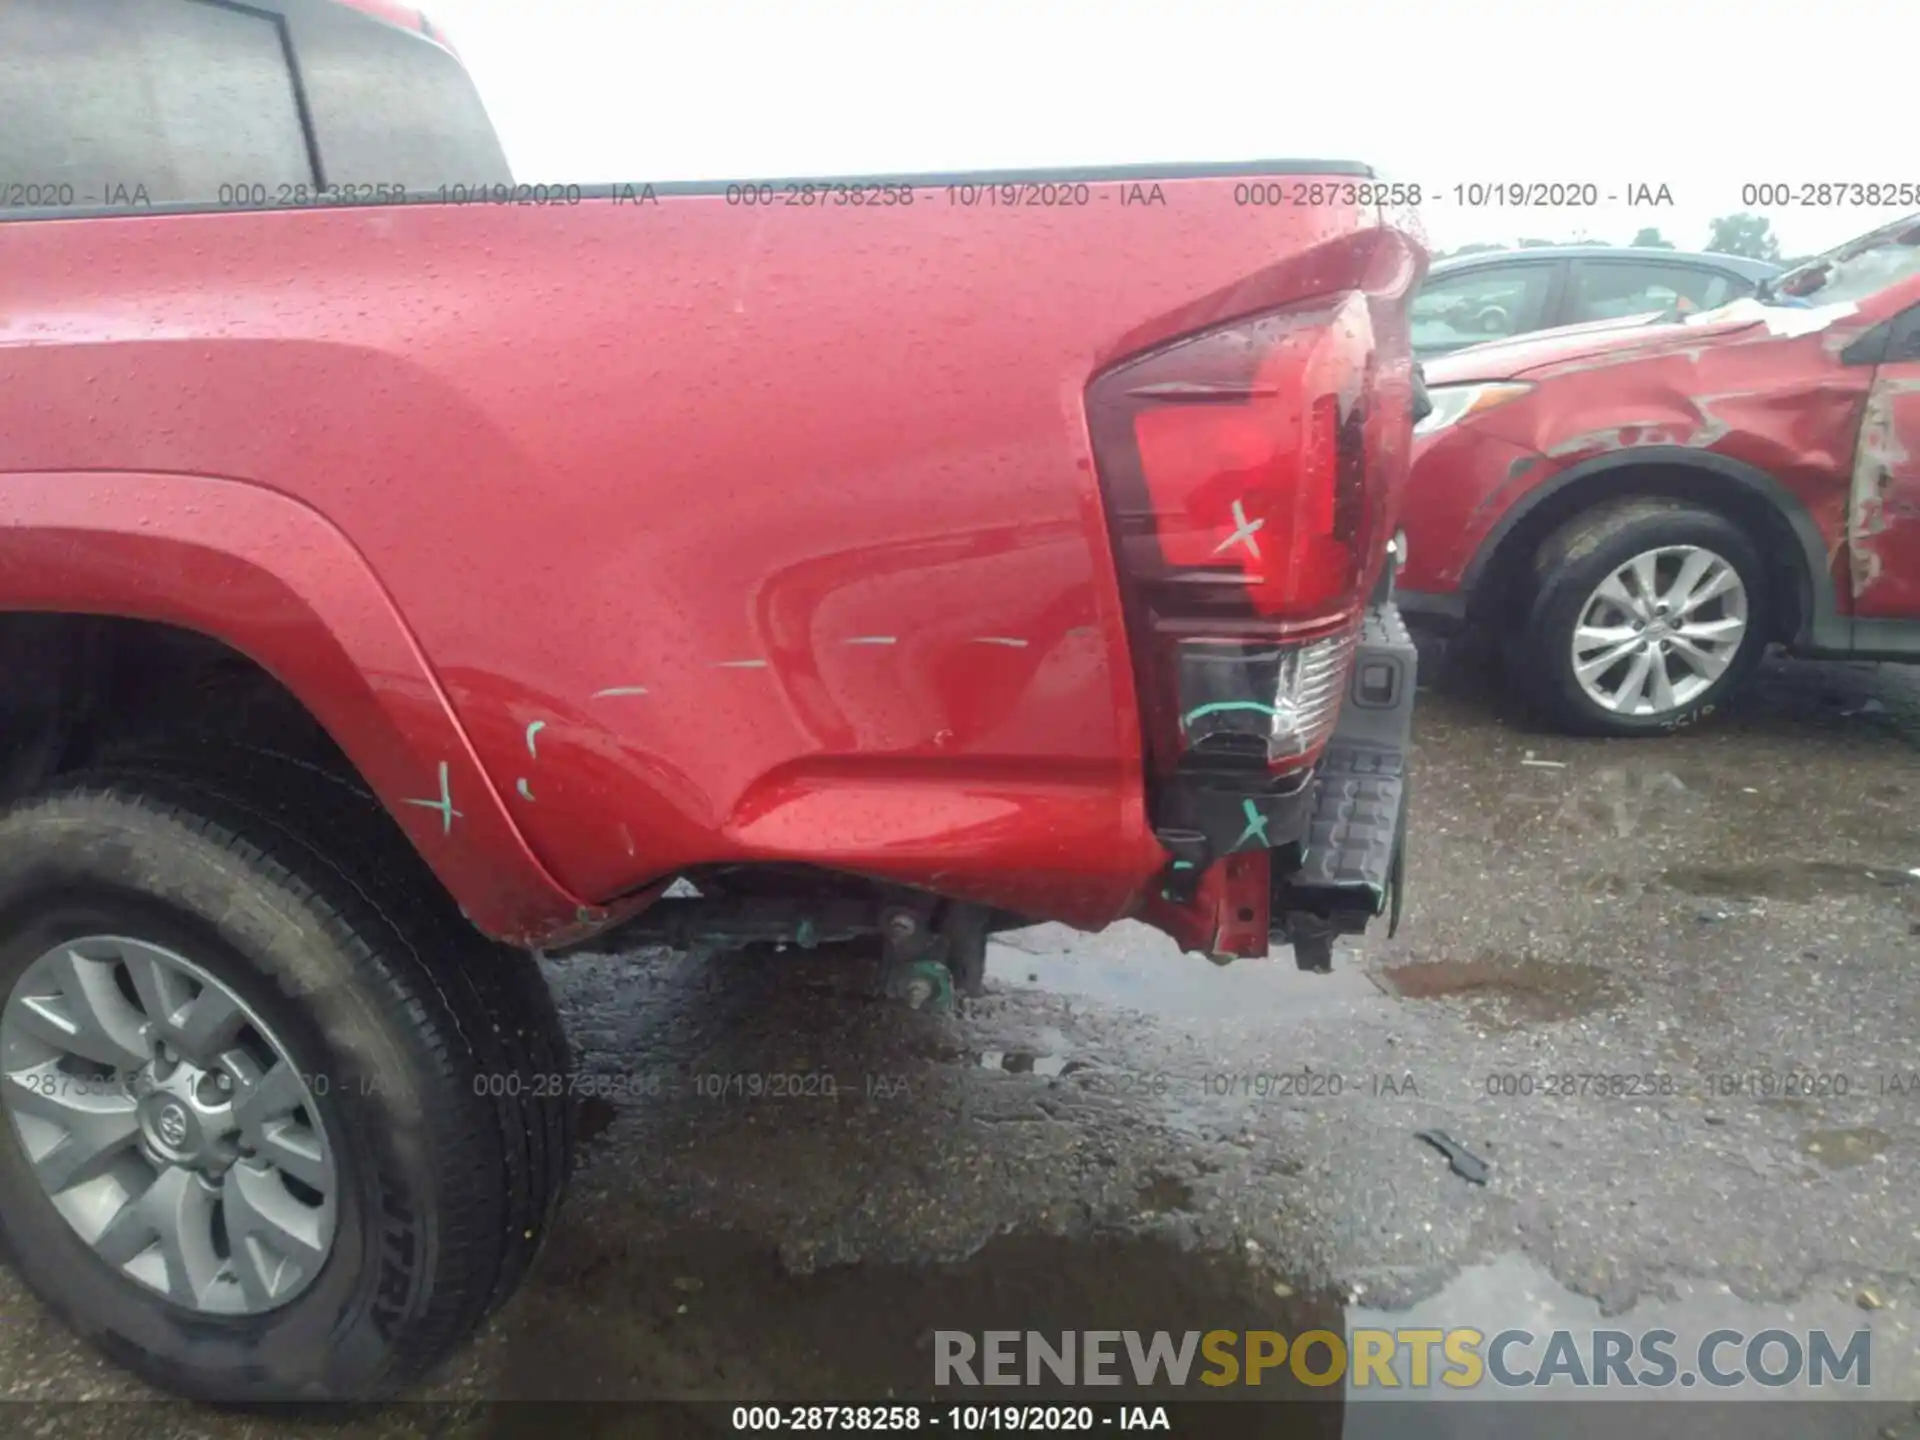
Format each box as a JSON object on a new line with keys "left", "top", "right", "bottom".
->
{"left": 1413, "top": 382, "right": 1533, "bottom": 437}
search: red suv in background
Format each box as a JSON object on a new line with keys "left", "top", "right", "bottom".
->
{"left": 1398, "top": 214, "right": 1920, "bottom": 735}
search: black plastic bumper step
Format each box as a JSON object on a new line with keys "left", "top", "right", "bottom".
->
{"left": 1296, "top": 742, "right": 1405, "bottom": 899}
{"left": 1286, "top": 600, "right": 1415, "bottom": 916}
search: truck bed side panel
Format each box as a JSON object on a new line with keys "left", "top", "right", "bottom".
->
{"left": 0, "top": 179, "right": 1385, "bottom": 927}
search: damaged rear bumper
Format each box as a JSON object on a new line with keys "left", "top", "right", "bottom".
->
{"left": 1142, "top": 599, "right": 1416, "bottom": 963}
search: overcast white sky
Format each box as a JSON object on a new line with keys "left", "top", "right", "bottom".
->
{"left": 437, "top": 0, "right": 1906, "bottom": 258}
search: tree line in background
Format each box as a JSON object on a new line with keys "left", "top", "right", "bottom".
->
{"left": 1433, "top": 213, "right": 1809, "bottom": 266}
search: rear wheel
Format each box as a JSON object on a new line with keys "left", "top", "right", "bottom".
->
{"left": 1511, "top": 498, "right": 1769, "bottom": 736}
{"left": 0, "top": 761, "right": 571, "bottom": 1400}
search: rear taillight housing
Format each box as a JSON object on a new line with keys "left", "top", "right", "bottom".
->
{"left": 1088, "top": 292, "right": 1383, "bottom": 784}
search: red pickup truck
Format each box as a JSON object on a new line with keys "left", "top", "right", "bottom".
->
{"left": 0, "top": 0, "right": 1424, "bottom": 1401}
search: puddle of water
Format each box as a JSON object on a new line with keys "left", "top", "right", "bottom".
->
{"left": 1372, "top": 953, "right": 1627, "bottom": 1029}
{"left": 467, "top": 1226, "right": 1918, "bottom": 1428}
{"left": 468, "top": 1222, "right": 1347, "bottom": 1422}
{"left": 1799, "top": 1127, "right": 1891, "bottom": 1169}
{"left": 1346, "top": 1251, "right": 1917, "bottom": 1414}
{"left": 987, "top": 921, "right": 1386, "bottom": 1026}
{"left": 1662, "top": 861, "right": 1915, "bottom": 904}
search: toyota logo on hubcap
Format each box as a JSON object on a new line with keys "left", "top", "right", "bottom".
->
{"left": 155, "top": 1101, "right": 189, "bottom": 1150}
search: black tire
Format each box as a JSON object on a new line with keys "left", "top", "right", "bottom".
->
{"left": 1511, "top": 497, "right": 1769, "bottom": 736}
{"left": 0, "top": 759, "right": 571, "bottom": 1401}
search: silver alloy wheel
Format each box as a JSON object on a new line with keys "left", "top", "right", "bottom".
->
{"left": 0, "top": 936, "right": 336, "bottom": 1314}
{"left": 1568, "top": 544, "right": 1749, "bottom": 717}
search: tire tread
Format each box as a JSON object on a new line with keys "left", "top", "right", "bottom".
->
{"left": 0, "top": 748, "right": 571, "bottom": 1398}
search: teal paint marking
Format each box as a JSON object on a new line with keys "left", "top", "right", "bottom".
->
{"left": 525, "top": 720, "right": 545, "bottom": 758}
{"left": 591, "top": 685, "right": 649, "bottom": 698}
{"left": 1182, "top": 699, "right": 1280, "bottom": 731}
{"left": 517, "top": 778, "right": 535, "bottom": 802}
{"left": 1233, "top": 798, "right": 1269, "bottom": 851}
{"left": 402, "top": 761, "right": 463, "bottom": 836}
{"left": 1171, "top": 860, "right": 1196, "bottom": 871}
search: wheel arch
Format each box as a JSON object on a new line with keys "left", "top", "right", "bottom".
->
{"left": 0, "top": 469, "right": 599, "bottom": 947}
{"left": 1459, "top": 447, "right": 1844, "bottom": 652}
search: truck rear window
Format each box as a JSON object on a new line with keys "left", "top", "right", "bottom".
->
{"left": 0, "top": 0, "right": 510, "bottom": 216}
{"left": 0, "top": 0, "right": 315, "bottom": 206}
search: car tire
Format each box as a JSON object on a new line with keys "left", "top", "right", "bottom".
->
{"left": 0, "top": 759, "right": 571, "bottom": 1401}
{"left": 1511, "top": 497, "right": 1769, "bottom": 736}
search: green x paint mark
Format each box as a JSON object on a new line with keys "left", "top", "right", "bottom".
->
{"left": 1233, "top": 798, "right": 1269, "bottom": 851}
{"left": 403, "top": 761, "right": 464, "bottom": 835}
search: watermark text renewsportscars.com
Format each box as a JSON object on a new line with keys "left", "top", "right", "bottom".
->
{"left": 935, "top": 1328, "right": 1873, "bottom": 1392}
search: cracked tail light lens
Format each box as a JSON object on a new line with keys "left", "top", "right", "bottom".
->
{"left": 1088, "top": 291, "right": 1382, "bottom": 781}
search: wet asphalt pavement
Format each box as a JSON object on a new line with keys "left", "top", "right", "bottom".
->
{"left": 2, "top": 634, "right": 1917, "bottom": 1437}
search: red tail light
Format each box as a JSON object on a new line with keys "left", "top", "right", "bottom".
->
{"left": 1088, "top": 292, "right": 1382, "bottom": 783}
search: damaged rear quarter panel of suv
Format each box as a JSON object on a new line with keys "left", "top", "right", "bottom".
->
{"left": 1850, "top": 373, "right": 1920, "bottom": 609}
